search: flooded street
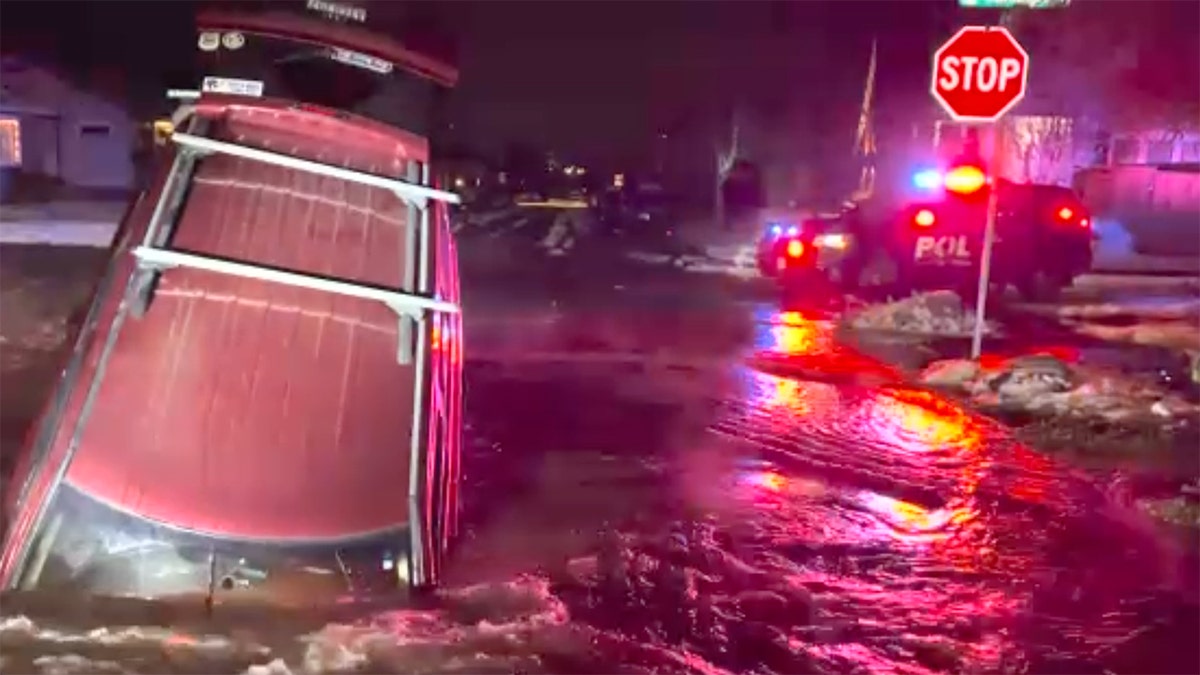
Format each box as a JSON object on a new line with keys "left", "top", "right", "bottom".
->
{"left": 1, "top": 242, "right": 1197, "bottom": 674}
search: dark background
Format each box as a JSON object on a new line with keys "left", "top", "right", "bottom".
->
{"left": 2, "top": 0, "right": 1195, "bottom": 176}
{"left": 0, "top": 1, "right": 952, "bottom": 160}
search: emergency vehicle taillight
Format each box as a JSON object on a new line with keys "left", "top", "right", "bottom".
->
{"left": 913, "top": 209, "right": 936, "bottom": 227}
{"left": 944, "top": 166, "right": 987, "bottom": 194}
{"left": 786, "top": 239, "right": 805, "bottom": 257}
{"left": 1055, "top": 204, "right": 1090, "bottom": 228}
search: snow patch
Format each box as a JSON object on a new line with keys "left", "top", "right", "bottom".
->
{"left": 0, "top": 222, "right": 118, "bottom": 247}
{"left": 919, "top": 353, "right": 1198, "bottom": 422}
{"left": 1044, "top": 297, "right": 1200, "bottom": 321}
{"left": 848, "top": 292, "right": 996, "bottom": 337}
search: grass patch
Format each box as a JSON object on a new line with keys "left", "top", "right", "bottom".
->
{"left": 1011, "top": 414, "right": 1190, "bottom": 456}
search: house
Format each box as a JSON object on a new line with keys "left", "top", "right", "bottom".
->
{"left": 0, "top": 57, "right": 136, "bottom": 198}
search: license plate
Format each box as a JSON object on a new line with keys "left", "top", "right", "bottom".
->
{"left": 914, "top": 235, "right": 971, "bottom": 264}
{"left": 201, "top": 76, "right": 264, "bottom": 97}
{"left": 329, "top": 48, "right": 394, "bottom": 74}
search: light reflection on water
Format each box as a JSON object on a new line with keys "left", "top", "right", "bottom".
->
{"left": 1, "top": 305, "right": 1195, "bottom": 675}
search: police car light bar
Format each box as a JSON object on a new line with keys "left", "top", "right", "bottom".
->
{"left": 944, "top": 165, "right": 987, "bottom": 194}
{"left": 913, "top": 169, "right": 943, "bottom": 190}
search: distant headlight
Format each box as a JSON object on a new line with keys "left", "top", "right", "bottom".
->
{"left": 767, "top": 222, "right": 800, "bottom": 238}
{"left": 814, "top": 233, "right": 849, "bottom": 250}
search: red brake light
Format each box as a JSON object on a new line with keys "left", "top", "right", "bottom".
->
{"left": 913, "top": 209, "right": 936, "bottom": 227}
{"left": 786, "top": 239, "right": 805, "bottom": 257}
{"left": 1055, "top": 204, "right": 1090, "bottom": 228}
{"left": 944, "top": 166, "right": 987, "bottom": 194}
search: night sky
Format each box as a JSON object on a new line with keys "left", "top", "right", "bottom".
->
{"left": 1, "top": 1, "right": 951, "bottom": 160}
{"left": 3, "top": 0, "right": 1193, "bottom": 168}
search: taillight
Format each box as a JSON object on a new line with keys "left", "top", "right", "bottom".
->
{"left": 1055, "top": 204, "right": 1090, "bottom": 228}
{"left": 913, "top": 209, "right": 936, "bottom": 227}
{"left": 786, "top": 239, "right": 805, "bottom": 257}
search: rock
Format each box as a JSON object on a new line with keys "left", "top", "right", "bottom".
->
{"left": 1004, "top": 353, "right": 1073, "bottom": 378}
{"left": 919, "top": 358, "right": 980, "bottom": 389}
{"left": 988, "top": 356, "right": 1075, "bottom": 400}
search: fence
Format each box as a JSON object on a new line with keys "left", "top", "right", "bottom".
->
{"left": 1074, "top": 165, "right": 1200, "bottom": 257}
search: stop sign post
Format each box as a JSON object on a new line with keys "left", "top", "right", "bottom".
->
{"left": 930, "top": 25, "right": 1029, "bottom": 359}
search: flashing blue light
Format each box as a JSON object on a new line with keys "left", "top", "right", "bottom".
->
{"left": 769, "top": 224, "right": 783, "bottom": 237}
{"left": 913, "top": 169, "right": 942, "bottom": 190}
{"left": 786, "top": 225, "right": 799, "bottom": 237}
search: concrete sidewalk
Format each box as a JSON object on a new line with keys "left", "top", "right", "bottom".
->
{"left": 0, "top": 200, "right": 127, "bottom": 247}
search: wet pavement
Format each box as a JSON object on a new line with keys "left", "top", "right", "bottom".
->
{"left": 1, "top": 238, "right": 1198, "bottom": 674}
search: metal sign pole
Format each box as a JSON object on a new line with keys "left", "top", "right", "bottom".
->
{"left": 970, "top": 116, "right": 1004, "bottom": 359}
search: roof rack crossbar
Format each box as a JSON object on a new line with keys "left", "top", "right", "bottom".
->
{"left": 132, "top": 246, "right": 459, "bottom": 316}
{"left": 171, "top": 132, "right": 461, "bottom": 209}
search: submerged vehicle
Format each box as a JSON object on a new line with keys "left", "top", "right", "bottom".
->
{"left": 1, "top": 1, "right": 464, "bottom": 601}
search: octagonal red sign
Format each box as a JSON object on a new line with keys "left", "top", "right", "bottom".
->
{"left": 931, "top": 26, "right": 1029, "bottom": 123}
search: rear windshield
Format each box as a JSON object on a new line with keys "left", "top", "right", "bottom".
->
{"left": 999, "top": 183, "right": 1082, "bottom": 208}
{"left": 197, "top": 31, "right": 444, "bottom": 138}
{"left": 18, "top": 484, "right": 403, "bottom": 599}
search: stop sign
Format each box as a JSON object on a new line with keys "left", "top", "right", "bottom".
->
{"left": 931, "top": 26, "right": 1029, "bottom": 122}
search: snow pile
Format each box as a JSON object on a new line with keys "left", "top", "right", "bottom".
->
{"left": 1054, "top": 297, "right": 1200, "bottom": 321}
{"left": 1137, "top": 488, "right": 1200, "bottom": 528}
{"left": 1036, "top": 293, "right": 1200, "bottom": 353}
{"left": 623, "top": 248, "right": 760, "bottom": 278}
{"left": 919, "top": 353, "right": 1199, "bottom": 423}
{"left": 1073, "top": 322, "right": 1200, "bottom": 353}
{"left": 539, "top": 210, "right": 592, "bottom": 256}
{"left": 847, "top": 291, "right": 997, "bottom": 337}
{"left": 457, "top": 206, "right": 520, "bottom": 231}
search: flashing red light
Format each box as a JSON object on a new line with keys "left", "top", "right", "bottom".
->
{"left": 913, "top": 209, "right": 936, "bottom": 227}
{"left": 944, "top": 166, "right": 987, "bottom": 194}
{"left": 786, "top": 239, "right": 805, "bottom": 257}
{"left": 1055, "top": 205, "right": 1090, "bottom": 228}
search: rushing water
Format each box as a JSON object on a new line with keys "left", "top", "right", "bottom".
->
{"left": 2, "top": 290, "right": 1197, "bottom": 674}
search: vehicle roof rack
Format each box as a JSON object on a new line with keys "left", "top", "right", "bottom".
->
{"left": 130, "top": 115, "right": 460, "bottom": 369}
{"left": 170, "top": 132, "right": 459, "bottom": 211}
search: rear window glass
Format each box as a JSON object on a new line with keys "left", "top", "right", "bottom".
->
{"left": 999, "top": 183, "right": 1080, "bottom": 208}
{"left": 197, "top": 31, "right": 444, "bottom": 138}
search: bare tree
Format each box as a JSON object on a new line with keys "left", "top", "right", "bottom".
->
{"left": 1013, "top": 3, "right": 1198, "bottom": 137}
{"left": 713, "top": 104, "right": 741, "bottom": 230}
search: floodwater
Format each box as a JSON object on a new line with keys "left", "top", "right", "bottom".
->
{"left": 1, "top": 245, "right": 1198, "bottom": 674}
